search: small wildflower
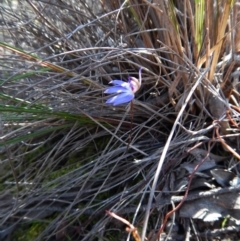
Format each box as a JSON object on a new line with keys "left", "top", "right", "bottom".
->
{"left": 104, "top": 68, "right": 142, "bottom": 106}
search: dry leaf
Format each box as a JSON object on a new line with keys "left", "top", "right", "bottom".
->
{"left": 208, "top": 92, "right": 230, "bottom": 135}
{"left": 180, "top": 192, "right": 240, "bottom": 221}
{"left": 211, "top": 169, "right": 236, "bottom": 187}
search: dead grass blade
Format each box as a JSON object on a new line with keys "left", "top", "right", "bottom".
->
{"left": 206, "top": 1, "right": 234, "bottom": 81}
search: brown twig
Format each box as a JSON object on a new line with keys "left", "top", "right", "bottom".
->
{"left": 226, "top": 109, "right": 240, "bottom": 129}
{"left": 215, "top": 125, "right": 240, "bottom": 160}
{"left": 106, "top": 210, "right": 143, "bottom": 241}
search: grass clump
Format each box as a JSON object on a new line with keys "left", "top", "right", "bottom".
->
{"left": 1, "top": 0, "right": 240, "bottom": 240}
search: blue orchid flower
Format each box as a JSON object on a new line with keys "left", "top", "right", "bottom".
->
{"left": 104, "top": 68, "right": 142, "bottom": 106}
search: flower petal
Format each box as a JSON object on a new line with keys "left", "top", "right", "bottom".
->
{"left": 106, "top": 92, "right": 134, "bottom": 106}
{"left": 104, "top": 86, "right": 129, "bottom": 94}
{"left": 110, "top": 80, "right": 131, "bottom": 89}
{"left": 110, "top": 80, "right": 125, "bottom": 85}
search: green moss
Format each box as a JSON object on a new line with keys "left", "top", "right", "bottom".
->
{"left": 9, "top": 135, "right": 112, "bottom": 241}
{"left": 12, "top": 221, "right": 48, "bottom": 241}
{"left": 24, "top": 145, "right": 50, "bottom": 163}
{"left": 43, "top": 135, "right": 110, "bottom": 186}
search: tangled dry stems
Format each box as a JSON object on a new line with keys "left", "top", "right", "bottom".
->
{"left": 0, "top": 0, "right": 240, "bottom": 240}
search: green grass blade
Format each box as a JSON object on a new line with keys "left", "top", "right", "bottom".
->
{"left": 0, "top": 123, "right": 73, "bottom": 146}
{"left": 0, "top": 68, "right": 51, "bottom": 84}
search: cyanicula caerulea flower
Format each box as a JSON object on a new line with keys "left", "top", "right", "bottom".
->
{"left": 104, "top": 68, "right": 142, "bottom": 106}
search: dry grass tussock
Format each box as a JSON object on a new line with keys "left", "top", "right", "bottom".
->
{"left": 1, "top": 0, "right": 240, "bottom": 240}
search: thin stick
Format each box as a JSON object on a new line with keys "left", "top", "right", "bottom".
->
{"left": 215, "top": 125, "right": 240, "bottom": 160}
{"left": 106, "top": 210, "right": 142, "bottom": 241}
{"left": 127, "top": 101, "right": 134, "bottom": 149}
